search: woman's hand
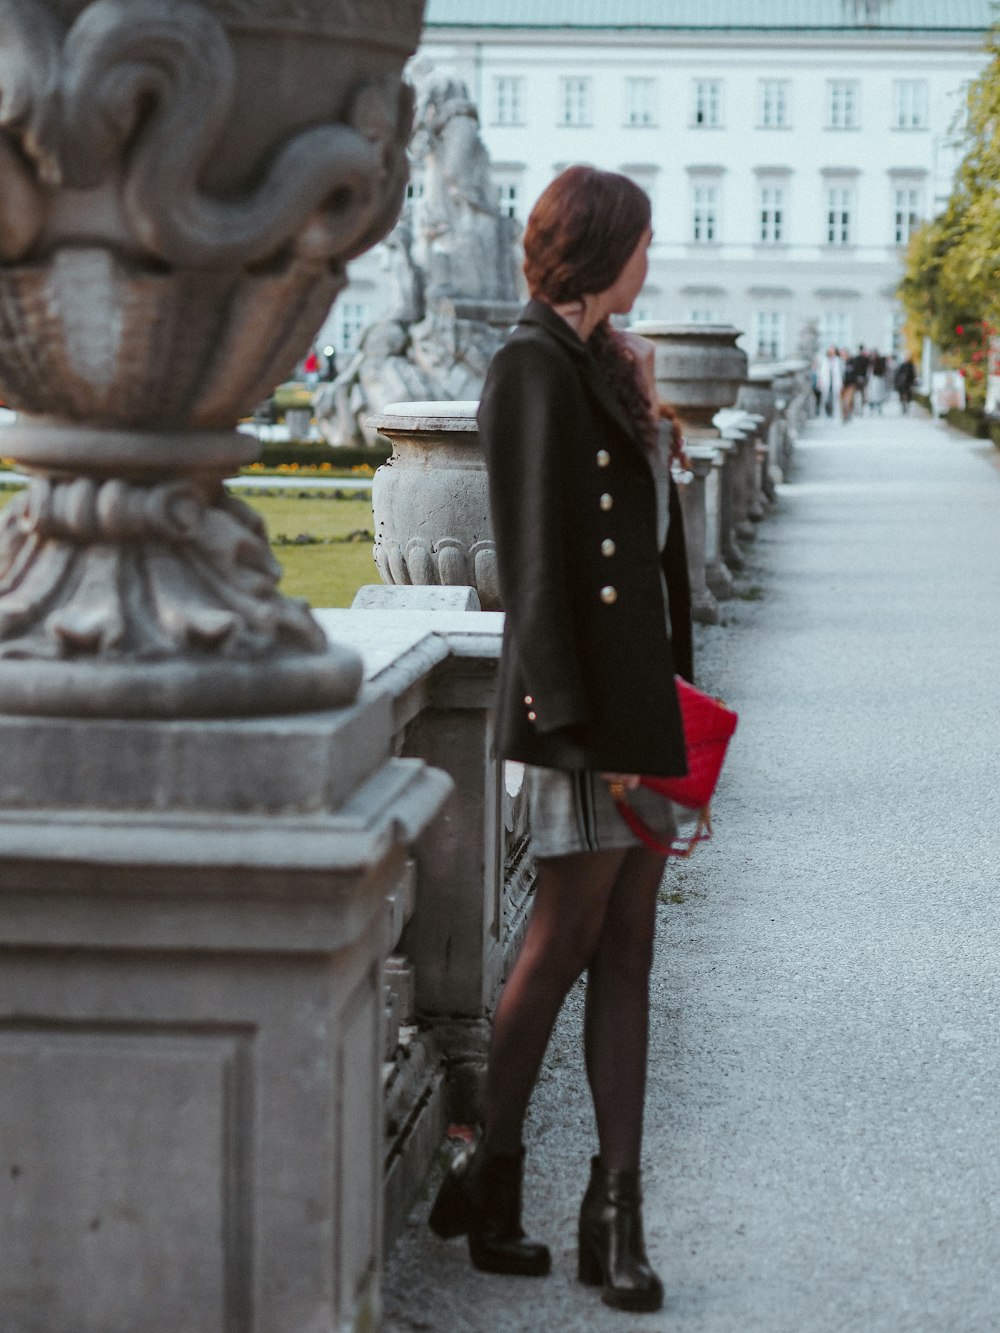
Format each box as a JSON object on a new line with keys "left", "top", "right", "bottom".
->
{"left": 601, "top": 772, "right": 641, "bottom": 793}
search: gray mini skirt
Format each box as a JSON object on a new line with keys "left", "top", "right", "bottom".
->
{"left": 524, "top": 765, "right": 679, "bottom": 860}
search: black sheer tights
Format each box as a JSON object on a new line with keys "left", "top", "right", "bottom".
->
{"left": 482, "top": 845, "right": 665, "bottom": 1172}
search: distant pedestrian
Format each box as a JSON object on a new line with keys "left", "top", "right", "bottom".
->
{"left": 841, "top": 345, "right": 869, "bottom": 423}
{"left": 302, "top": 349, "right": 320, "bottom": 386}
{"left": 894, "top": 357, "right": 917, "bottom": 413}
{"left": 429, "top": 165, "right": 693, "bottom": 1317}
{"left": 866, "top": 350, "right": 888, "bottom": 414}
{"left": 817, "top": 345, "right": 843, "bottom": 418}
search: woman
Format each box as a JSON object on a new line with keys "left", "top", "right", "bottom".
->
{"left": 428, "top": 166, "right": 693, "bottom": 1315}
{"left": 866, "top": 350, "right": 888, "bottom": 414}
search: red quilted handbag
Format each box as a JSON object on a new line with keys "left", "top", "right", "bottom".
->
{"left": 610, "top": 677, "right": 738, "bottom": 857}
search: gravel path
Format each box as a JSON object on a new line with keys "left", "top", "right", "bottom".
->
{"left": 383, "top": 408, "right": 1000, "bottom": 1332}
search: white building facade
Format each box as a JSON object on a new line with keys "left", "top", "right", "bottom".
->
{"left": 326, "top": 0, "right": 995, "bottom": 365}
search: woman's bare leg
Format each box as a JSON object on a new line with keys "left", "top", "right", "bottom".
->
{"left": 483, "top": 848, "right": 627, "bottom": 1156}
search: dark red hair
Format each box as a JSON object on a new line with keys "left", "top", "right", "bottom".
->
{"left": 523, "top": 166, "right": 652, "bottom": 302}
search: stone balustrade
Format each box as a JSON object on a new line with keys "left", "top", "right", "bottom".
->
{"left": 313, "top": 599, "right": 526, "bottom": 1247}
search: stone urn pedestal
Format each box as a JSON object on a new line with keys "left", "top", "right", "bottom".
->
{"left": 369, "top": 401, "right": 499, "bottom": 610}
{"left": 737, "top": 374, "right": 779, "bottom": 505}
{"left": 0, "top": 4, "right": 455, "bottom": 1331}
{"left": 0, "top": 698, "right": 452, "bottom": 1333}
{"left": 633, "top": 324, "right": 749, "bottom": 617}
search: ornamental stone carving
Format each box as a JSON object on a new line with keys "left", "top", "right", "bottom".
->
{"left": 0, "top": 0, "right": 424, "bottom": 715}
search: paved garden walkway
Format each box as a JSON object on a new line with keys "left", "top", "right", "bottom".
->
{"left": 383, "top": 406, "right": 1000, "bottom": 1333}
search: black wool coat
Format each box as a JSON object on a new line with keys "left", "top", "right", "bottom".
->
{"left": 478, "top": 300, "right": 694, "bottom": 776}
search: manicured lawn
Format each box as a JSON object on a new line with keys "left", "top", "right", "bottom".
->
{"left": 0, "top": 484, "right": 381, "bottom": 610}
{"left": 233, "top": 489, "right": 379, "bottom": 609}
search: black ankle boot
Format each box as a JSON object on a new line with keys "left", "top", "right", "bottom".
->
{"left": 428, "top": 1140, "right": 551, "bottom": 1277}
{"left": 577, "top": 1156, "right": 664, "bottom": 1312}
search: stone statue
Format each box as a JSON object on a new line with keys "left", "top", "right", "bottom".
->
{"left": 410, "top": 74, "right": 521, "bottom": 304}
{"left": 314, "top": 317, "right": 438, "bottom": 446}
{"left": 381, "top": 216, "right": 425, "bottom": 325}
{"left": 316, "top": 69, "right": 523, "bottom": 447}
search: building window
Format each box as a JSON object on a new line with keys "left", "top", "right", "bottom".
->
{"left": 560, "top": 76, "right": 592, "bottom": 126}
{"left": 760, "top": 80, "right": 790, "bottom": 128}
{"left": 755, "top": 311, "right": 785, "bottom": 360}
{"left": 694, "top": 80, "right": 723, "bottom": 127}
{"left": 333, "top": 300, "right": 367, "bottom": 355}
{"left": 826, "top": 186, "right": 854, "bottom": 245}
{"left": 690, "top": 307, "right": 720, "bottom": 324}
{"left": 692, "top": 185, "right": 719, "bottom": 242}
{"left": 894, "top": 79, "right": 928, "bottom": 130}
{"left": 626, "top": 77, "right": 657, "bottom": 127}
{"left": 828, "top": 80, "right": 859, "bottom": 129}
{"left": 819, "top": 310, "right": 853, "bottom": 350}
{"left": 759, "top": 185, "right": 786, "bottom": 243}
{"left": 893, "top": 186, "right": 922, "bottom": 245}
{"left": 495, "top": 179, "right": 520, "bottom": 221}
{"left": 493, "top": 76, "right": 525, "bottom": 126}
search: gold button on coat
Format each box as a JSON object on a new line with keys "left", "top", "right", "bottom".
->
{"left": 596, "top": 449, "right": 610, "bottom": 467}
{"left": 601, "top": 539, "right": 616, "bottom": 557}
{"left": 600, "top": 493, "right": 613, "bottom": 511}
{"left": 600, "top": 585, "right": 618, "bottom": 605}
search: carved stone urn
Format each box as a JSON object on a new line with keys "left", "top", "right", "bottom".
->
{"left": 369, "top": 400, "right": 501, "bottom": 610}
{"left": 631, "top": 322, "right": 748, "bottom": 427}
{"left": 0, "top": 0, "right": 424, "bottom": 716}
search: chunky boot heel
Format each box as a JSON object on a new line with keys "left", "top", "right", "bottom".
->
{"left": 428, "top": 1141, "right": 551, "bottom": 1277}
{"left": 578, "top": 1156, "right": 664, "bottom": 1313}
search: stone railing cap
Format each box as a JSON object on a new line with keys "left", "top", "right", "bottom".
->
{"left": 630, "top": 322, "right": 742, "bottom": 338}
{"left": 368, "top": 401, "right": 481, "bottom": 432}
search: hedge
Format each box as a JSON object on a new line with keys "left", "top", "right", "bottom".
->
{"left": 253, "top": 440, "right": 391, "bottom": 469}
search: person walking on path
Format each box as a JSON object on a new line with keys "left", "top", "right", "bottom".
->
{"left": 866, "top": 350, "right": 889, "bottom": 414}
{"left": 427, "top": 166, "right": 693, "bottom": 1317}
{"left": 894, "top": 356, "right": 917, "bottom": 412}
{"left": 841, "top": 345, "right": 870, "bottom": 423}
{"left": 817, "top": 345, "right": 843, "bottom": 419}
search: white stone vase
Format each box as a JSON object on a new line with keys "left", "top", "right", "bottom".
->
{"left": 369, "top": 400, "right": 501, "bottom": 610}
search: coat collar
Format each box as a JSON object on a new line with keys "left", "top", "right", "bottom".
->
{"left": 515, "top": 300, "right": 644, "bottom": 450}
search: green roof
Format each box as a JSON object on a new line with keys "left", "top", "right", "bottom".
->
{"left": 424, "top": 0, "right": 997, "bottom": 32}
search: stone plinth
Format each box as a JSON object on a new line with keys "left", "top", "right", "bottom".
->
{"left": 0, "top": 702, "right": 451, "bottom": 1333}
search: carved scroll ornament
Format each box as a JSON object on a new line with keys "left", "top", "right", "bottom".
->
{"left": 0, "top": 0, "right": 424, "bottom": 712}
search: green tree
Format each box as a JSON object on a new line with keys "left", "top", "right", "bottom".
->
{"left": 899, "top": 25, "right": 1000, "bottom": 408}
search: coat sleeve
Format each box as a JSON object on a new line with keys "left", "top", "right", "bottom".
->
{"left": 478, "top": 338, "right": 589, "bottom": 734}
